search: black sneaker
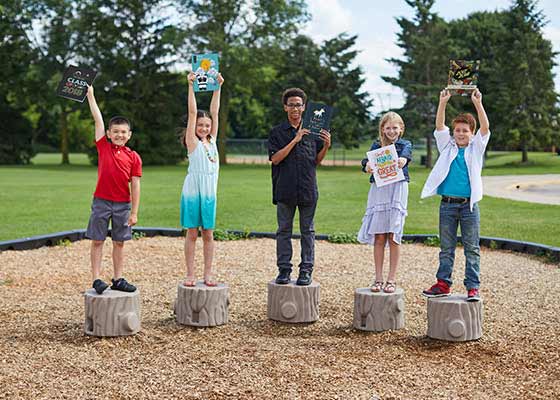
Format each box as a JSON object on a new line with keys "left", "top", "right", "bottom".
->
{"left": 296, "top": 270, "right": 312, "bottom": 286}
{"left": 275, "top": 269, "right": 291, "bottom": 285}
{"left": 111, "top": 277, "right": 137, "bottom": 292}
{"left": 93, "top": 279, "right": 109, "bottom": 294}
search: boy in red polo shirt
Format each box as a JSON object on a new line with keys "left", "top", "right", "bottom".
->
{"left": 85, "top": 85, "right": 142, "bottom": 294}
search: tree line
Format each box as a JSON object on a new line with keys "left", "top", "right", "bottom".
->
{"left": 388, "top": 0, "right": 558, "bottom": 165}
{"left": 0, "top": 0, "right": 557, "bottom": 165}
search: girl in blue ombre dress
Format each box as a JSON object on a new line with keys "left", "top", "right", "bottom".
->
{"left": 180, "top": 71, "right": 224, "bottom": 287}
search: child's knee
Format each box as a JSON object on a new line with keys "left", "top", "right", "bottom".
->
{"left": 201, "top": 229, "right": 213, "bottom": 242}
{"left": 186, "top": 229, "right": 198, "bottom": 241}
{"left": 113, "top": 241, "right": 124, "bottom": 248}
{"left": 91, "top": 240, "right": 104, "bottom": 248}
{"left": 374, "top": 234, "right": 387, "bottom": 245}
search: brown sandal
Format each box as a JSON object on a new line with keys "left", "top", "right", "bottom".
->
{"left": 203, "top": 276, "right": 217, "bottom": 287}
{"left": 384, "top": 281, "right": 396, "bottom": 293}
{"left": 183, "top": 277, "right": 196, "bottom": 287}
{"left": 371, "top": 281, "right": 384, "bottom": 293}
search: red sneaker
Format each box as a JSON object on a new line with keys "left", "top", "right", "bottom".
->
{"left": 467, "top": 288, "right": 480, "bottom": 302}
{"left": 422, "top": 279, "right": 451, "bottom": 297}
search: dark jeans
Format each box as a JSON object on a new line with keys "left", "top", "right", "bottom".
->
{"left": 437, "top": 201, "right": 481, "bottom": 289}
{"left": 276, "top": 201, "right": 317, "bottom": 273}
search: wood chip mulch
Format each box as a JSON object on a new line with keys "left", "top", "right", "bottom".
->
{"left": 0, "top": 237, "right": 559, "bottom": 399}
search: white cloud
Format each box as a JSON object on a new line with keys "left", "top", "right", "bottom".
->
{"left": 543, "top": 26, "right": 560, "bottom": 49}
{"left": 303, "top": 0, "right": 353, "bottom": 42}
{"left": 304, "top": 1, "right": 405, "bottom": 113}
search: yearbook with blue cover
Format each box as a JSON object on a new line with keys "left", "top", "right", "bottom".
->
{"left": 56, "top": 65, "right": 97, "bottom": 102}
{"left": 191, "top": 53, "right": 220, "bottom": 92}
{"left": 301, "top": 101, "right": 333, "bottom": 136}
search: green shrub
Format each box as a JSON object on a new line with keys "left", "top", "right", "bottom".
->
{"left": 423, "top": 236, "right": 440, "bottom": 247}
{"left": 132, "top": 231, "right": 146, "bottom": 240}
{"left": 213, "top": 229, "right": 250, "bottom": 241}
{"left": 327, "top": 232, "right": 359, "bottom": 244}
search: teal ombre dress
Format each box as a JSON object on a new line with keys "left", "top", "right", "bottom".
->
{"left": 180, "top": 139, "right": 219, "bottom": 229}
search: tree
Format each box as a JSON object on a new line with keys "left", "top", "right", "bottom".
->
{"left": 447, "top": 11, "right": 508, "bottom": 149}
{"left": 0, "top": 0, "right": 37, "bottom": 164}
{"left": 498, "top": 0, "right": 558, "bottom": 161}
{"left": 78, "top": 0, "right": 187, "bottom": 165}
{"left": 318, "top": 33, "right": 373, "bottom": 148}
{"left": 383, "top": 0, "right": 452, "bottom": 167}
{"left": 236, "top": 33, "right": 374, "bottom": 147}
{"left": 180, "top": 0, "right": 309, "bottom": 163}
{"left": 449, "top": 5, "right": 558, "bottom": 158}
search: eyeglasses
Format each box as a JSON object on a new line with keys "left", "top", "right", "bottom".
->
{"left": 286, "top": 103, "right": 304, "bottom": 109}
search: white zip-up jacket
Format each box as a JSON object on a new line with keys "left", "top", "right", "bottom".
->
{"left": 421, "top": 126, "right": 491, "bottom": 211}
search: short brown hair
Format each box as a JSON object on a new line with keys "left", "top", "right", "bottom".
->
{"left": 108, "top": 116, "right": 131, "bottom": 130}
{"left": 282, "top": 88, "right": 307, "bottom": 105}
{"left": 452, "top": 113, "right": 476, "bottom": 133}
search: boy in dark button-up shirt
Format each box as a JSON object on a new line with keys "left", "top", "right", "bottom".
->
{"left": 267, "top": 88, "right": 331, "bottom": 286}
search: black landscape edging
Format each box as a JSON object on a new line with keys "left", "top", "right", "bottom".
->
{"left": 0, "top": 228, "right": 558, "bottom": 262}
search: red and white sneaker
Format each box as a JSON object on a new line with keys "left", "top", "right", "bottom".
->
{"left": 467, "top": 288, "right": 480, "bottom": 302}
{"left": 422, "top": 279, "right": 451, "bottom": 298}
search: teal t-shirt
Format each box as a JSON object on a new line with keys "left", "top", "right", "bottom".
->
{"left": 437, "top": 148, "right": 471, "bottom": 197}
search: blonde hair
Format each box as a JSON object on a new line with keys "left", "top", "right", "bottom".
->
{"left": 379, "top": 111, "right": 405, "bottom": 146}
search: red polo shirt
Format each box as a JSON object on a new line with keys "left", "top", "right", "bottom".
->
{"left": 93, "top": 136, "right": 142, "bottom": 202}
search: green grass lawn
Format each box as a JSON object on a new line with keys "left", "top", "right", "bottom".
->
{"left": 1, "top": 152, "right": 559, "bottom": 246}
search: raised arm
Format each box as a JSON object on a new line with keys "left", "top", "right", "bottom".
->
{"left": 209, "top": 73, "right": 224, "bottom": 139}
{"left": 86, "top": 85, "right": 105, "bottom": 141}
{"left": 435, "top": 89, "right": 451, "bottom": 131}
{"left": 184, "top": 72, "right": 199, "bottom": 153}
{"left": 471, "top": 89, "right": 489, "bottom": 136}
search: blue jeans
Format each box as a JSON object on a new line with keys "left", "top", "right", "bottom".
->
{"left": 436, "top": 201, "right": 480, "bottom": 289}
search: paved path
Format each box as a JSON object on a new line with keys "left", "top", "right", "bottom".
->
{"left": 482, "top": 174, "right": 560, "bottom": 205}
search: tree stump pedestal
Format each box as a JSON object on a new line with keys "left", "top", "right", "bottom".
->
{"left": 84, "top": 288, "right": 141, "bottom": 337}
{"left": 267, "top": 280, "right": 320, "bottom": 323}
{"left": 175, "top": 282, "right": 229, "bottom": 327}
{"left": 353, "top": 287, "right": 405, "bottom": 332}
{"left": 427, "top": 295, "right": 483, "bottom": 341}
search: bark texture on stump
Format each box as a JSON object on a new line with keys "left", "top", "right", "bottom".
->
{"left": 267, "top": 280, "right": 319, "bottom": 323}
{"left": 175, "top": 282, "right": 229, "bottom": 327}
{"left": 427, "top": 295, "right": 483, "bottom": 341}
{"left": 84, "top": 288, "right": 141, "bottom": 337}
{"left": 353, "top": 287, "right": 405, "bottom": 332}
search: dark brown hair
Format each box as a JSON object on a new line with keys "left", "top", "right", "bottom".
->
{"left": 452, "top": 113, "right": 477, "bottom": 133}
{"left": 180, "top": 110, "right": 213, "bottom": 148}
{"left": 108, "top": 116, "right": 131, "bottom": 130}
{"left": 282, "top": 88, "right": 307, "bottom": 105}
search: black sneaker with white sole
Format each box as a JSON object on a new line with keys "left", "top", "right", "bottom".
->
{"left": 111, "top": 277, "right": 137, "bottom": 292}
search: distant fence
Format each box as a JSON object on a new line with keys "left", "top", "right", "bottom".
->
{"left": 224, "top": 138, "right": 428, "bottom": 166}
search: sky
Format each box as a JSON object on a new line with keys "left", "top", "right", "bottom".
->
{"left": 304, "top": 0, "right": 560, "bottom": 114}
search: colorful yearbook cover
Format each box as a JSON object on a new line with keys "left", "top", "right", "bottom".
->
{"left": 367, "top": 144, "right": 405, "bottom": 187}
{"left": 191, "top": 53, "right": 220, "bottom": 92}
{"left": 301, "top": 101, "right": 333, "bottom": 136}
{"left": 446, "top": 59, "right": 480, "bottom": 96}
{"left": 56, "top": 65, "right": 97, "bottom": 103}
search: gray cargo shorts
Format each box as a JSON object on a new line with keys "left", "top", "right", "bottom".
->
{"left": 85, "top": 197, "right": 132, "bottom": 242}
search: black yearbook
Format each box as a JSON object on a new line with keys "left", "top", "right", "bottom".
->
{"left": 56, "top": 65, "right": 97, "bottom": 102}
{"left": 302, "top": 101, "right": 333, "bottom": 135}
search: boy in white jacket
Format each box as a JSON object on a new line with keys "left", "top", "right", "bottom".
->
{"left": 421, "top": 88, "right": 490, "bottom": 301}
